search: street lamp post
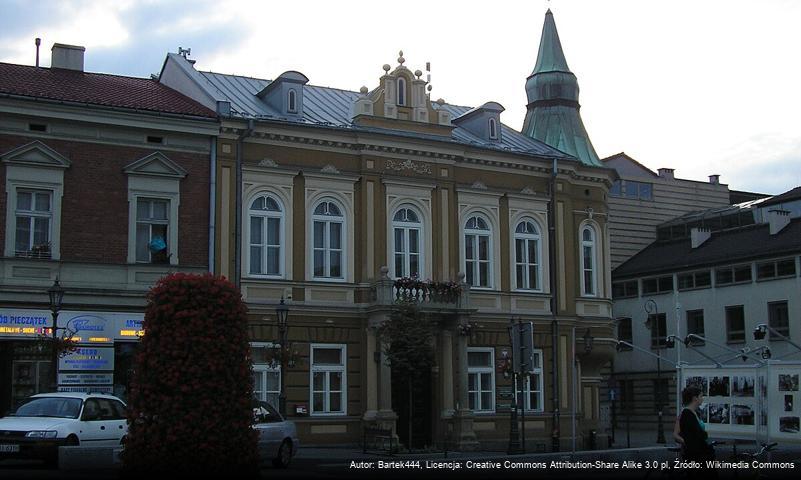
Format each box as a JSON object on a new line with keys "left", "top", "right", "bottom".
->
{"left": 644, "top": 299, "right": 666, "bottom": 444}
{"left": 47, "top": 278, "right": 65, "bottom": 390}
{"left": 275, "top": 297, "right": 289, "bottom": 417}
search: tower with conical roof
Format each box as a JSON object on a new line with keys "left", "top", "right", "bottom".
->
{"left": 522, "top": 9, "right": 602, "bottom": 167}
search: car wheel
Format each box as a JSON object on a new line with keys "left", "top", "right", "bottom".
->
{"left": 272, "top": 440, "right": 292, "bottom": 468}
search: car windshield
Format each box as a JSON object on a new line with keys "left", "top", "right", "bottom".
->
{"left": 11, "top": 397, "right": 83, "bottom": 419}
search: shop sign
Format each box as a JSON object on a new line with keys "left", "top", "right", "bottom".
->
{"left": 0, "top": 309, "right": 51, "bottom": 337}
{"left": 59, "top": 347, "right": 115, "bottom": 371}
{"left": 0, "top": 309, "right": 144, "bottom": 341}
{"left": 58, "top": 373, "right": 114, "bottom": 385}
{"left": 58, "top": 385, "right": 114, "bottom": 394}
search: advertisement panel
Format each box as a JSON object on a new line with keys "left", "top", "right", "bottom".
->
{"left": 59, "top": 347, "right": 115, "bottom": 371}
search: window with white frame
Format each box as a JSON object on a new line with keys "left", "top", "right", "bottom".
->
{"left": 252, "top": 365, "right": 281, "bottom": 409}
{"left": 136, "top": 198, "right": 170, "bottom": 263}
{"left": 392, "top": 206, "right": 422, "bottom": 278}
{"left": 14, "top": 189, "right": 52, "bottom": 259}
{"left": 464, "top": 216, "right": 492, "bottom": 288}
{"left": 251, "top": 342, "right": 281, "bottom": 408}
{"left": 489, "top": 118, "right": 498, "bottom": 140}
{"left": 397, "top": 77, "right": 406, "bottom": 106}
{"left": 248, "top": 194, "right": 283, "bottom": 276}
{"left": 515, "top": 349, "right": 544, "bottom": 412}
{"left": 287, "top": 89, "right": 297, "bottom": 113}
{"left": 580, "top": 225, "right": 597, "bottom": 296}
{"left": 467, "top": 348, "right": 495, "bottom": 413}
{"left": 514, "top": 219, "right": 541, "bottom": 290}
{"left": 310, "top": 344, "right": 346, "bottom": 415}
{"left": 312, "top": 200, "right": 344, "bottom": 279}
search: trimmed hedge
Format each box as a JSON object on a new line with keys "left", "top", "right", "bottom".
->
{"left": 122, "top": 273, "right": 258, "bottom": 475}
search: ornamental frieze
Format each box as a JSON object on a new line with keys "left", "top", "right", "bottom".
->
{"left": 384, "top": 158, "right": 432, "bottom": 175}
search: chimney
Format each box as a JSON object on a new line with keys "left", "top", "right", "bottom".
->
{"left": 658, "top": 168, "right": 675, "bottom": 180}
{"left": 691, "top": 228, "right": 711, "bottom": 249}
{"left": 51, "top": 43, "right": 85, "bottom": 71}
{"left": 709, "top": 174, "right": 720, "bottom": 185}
{"left": 767, "top": 209, "right": 791, "bottom": 235}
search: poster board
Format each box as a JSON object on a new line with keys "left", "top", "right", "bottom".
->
{"left": 679, "top": 362, "right": 801, "bottom": 444}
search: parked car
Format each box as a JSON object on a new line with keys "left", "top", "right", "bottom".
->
{"left": 0, "top": 392, "right": 128, "bottom": 466}
{"left": 253, "top": 401, "right": 299, "bottom": 468}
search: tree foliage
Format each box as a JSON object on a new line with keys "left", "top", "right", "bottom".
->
{"left": 122, "top": 273, "right": 258, "bottom": 476}
{"left": 378, "top": 303, "right": 435, "bottom": 382}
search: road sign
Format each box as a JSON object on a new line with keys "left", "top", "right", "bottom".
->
{"left": 509, "top": 321, "right": 535, "bottom": 374}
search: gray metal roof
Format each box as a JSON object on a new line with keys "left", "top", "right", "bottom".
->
{"left": 197, "top": 70, "right": 571, "bottom": 159}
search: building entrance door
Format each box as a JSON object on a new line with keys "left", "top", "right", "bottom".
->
{"left": 392, "top": 367, "right": 432, "bottom": 450}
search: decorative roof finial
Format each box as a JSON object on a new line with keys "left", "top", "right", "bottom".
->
{"left": 398, "top": 50, "right": 405, "bottom": 65}
{"left": 360, "top": 86, "right": 368, "bottom": 94}
{"left": 382, "top": 64, "right": 391, "bottom": 73}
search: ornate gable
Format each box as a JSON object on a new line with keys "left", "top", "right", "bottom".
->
{"left": 1, "top": 140, "right": 71, "bottom": 169}
{"left": 352, "top": 51, "right": 454, "bottom": 136}
{"left": 123, "top": 152, "right": 187, "bottom": 179}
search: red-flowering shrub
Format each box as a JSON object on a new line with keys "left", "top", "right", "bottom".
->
{"left": 122, "top": 273, "right": 258, "bottom": 475}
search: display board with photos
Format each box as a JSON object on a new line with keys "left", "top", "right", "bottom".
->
{"left": 680, "top": 366, "right": 761, "bottom": 439}
{"left": 771, "top": 364, "right": 800, "bottom": 441}
{"left": 680, "top": 363, "right": 801, "bottom": 443}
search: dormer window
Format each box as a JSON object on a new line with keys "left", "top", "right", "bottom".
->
{"left": 489, "top": 118, "right": 498, "bottom": 140}
{"left": 288, "top": 89, "right": 297, "bottom": 114}
{"left": 397, "top": 77, "right": 406, "bottom": 106}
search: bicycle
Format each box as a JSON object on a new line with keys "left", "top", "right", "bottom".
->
{"left": 730, "top": 442, "right": 779, "bottom": 480}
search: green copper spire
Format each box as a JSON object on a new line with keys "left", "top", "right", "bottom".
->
{"left": 522, "top": 9, "right": 602, "bottom": 167}
{"left": 532, "top": 9, "right": 571, "bottom": 75}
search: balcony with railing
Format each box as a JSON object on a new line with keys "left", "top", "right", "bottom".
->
{"left": 371, "top": 267, "right": 470, "bottom": 310}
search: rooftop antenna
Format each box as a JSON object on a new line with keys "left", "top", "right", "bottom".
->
{"left": 178, "top": 47, "right": 191, "bottom": 59}
{"left": 35, "top": 38, "right": 41, "bottom": 67}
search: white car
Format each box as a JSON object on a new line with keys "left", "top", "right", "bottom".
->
{"left": 0, "top": 392, "right": 128, "bottom": 466}
{"left": 253, "top": 402, "right": 299, "bottom": 468}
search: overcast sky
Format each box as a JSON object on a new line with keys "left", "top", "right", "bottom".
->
{"left": 1, "top": 0, "right": 799, "bottom": 194}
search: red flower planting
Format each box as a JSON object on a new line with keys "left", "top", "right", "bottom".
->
{"left": 122, "top": 273, "right": 258, "bottom": 476}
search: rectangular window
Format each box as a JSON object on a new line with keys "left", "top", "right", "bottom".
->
{"left": 768, "top": 301, "right": 789, "bottom": 340}
{"left": 617, "top": 317, "right": 633, "bottom": 350}
{"left": 726, "top": 305, "right": 746, "bottom": 344}
{"left": 757, "top": 258, "right": 797, "bottom": 281}
{"left": 610, "top": 180, "right": 622, "bottom": 197}
{"left": 686, "top": 310, "right": 705, "bottom": 345}
{"left": 642, "top": 275, "right": 673, "bottom": 295}
{"left": 649, "top": 313, "right": 668, "bottom": 349}
{"left": 467, "top": 348, "right": 495, "bottom": 413}
{"left": 136, "top": 198, "right": 169, "bottom": 263}
{"left": 716, "top": 264, "right": 753, "bottom": 286}
{"left": 251, "top": 343, "right": 281, "bottom": 408}
{"left": 15, "top": 189, "right": 52, "bottom": 259}
{"left": 310, "top": 344, "right": 346, "bottom": 415}
{"left": 612, "top": 281, "right": 639, "bottom": 299}
{"left": 678, "top": 270, "right": 711, "bottom": 291}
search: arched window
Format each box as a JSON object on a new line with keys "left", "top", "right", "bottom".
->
{"left": 392, "top": 206, "right": 422, "bottom": 278}
{"left": 248, "top": 195, "right": 283, "bottom": 276}
{"left": 514, "top": 219, "right": 541, "bottom": 290}
{"left": 489, "top": 118, "right": 498, "bottom": 140}
{"left": 313, "top": 200, "right": 344, "bottom": 279}
{"left": 287, "top": 89, "right": 297, "bottom": 113}
{"left": 464, "top": 215, "right": 492, "bottom": 287}
{"left": 580, "top": 225, "right": 597, "bottom": 296}
{"left": 397, "top": 77, "right": 406, "bottom": 106}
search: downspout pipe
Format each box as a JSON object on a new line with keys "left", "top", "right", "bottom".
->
{"left": 548, "top": 157, "right": 560, "bottom": 452}
{"left": 208, "top": 136, "right": 217, "bottom": 274}
{"left": 234, "top": 119, "right": 254, "bottom": 289}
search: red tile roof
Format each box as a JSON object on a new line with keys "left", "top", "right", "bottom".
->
{"left": 0, "top": 62, "right": 216, "bottom": 118}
